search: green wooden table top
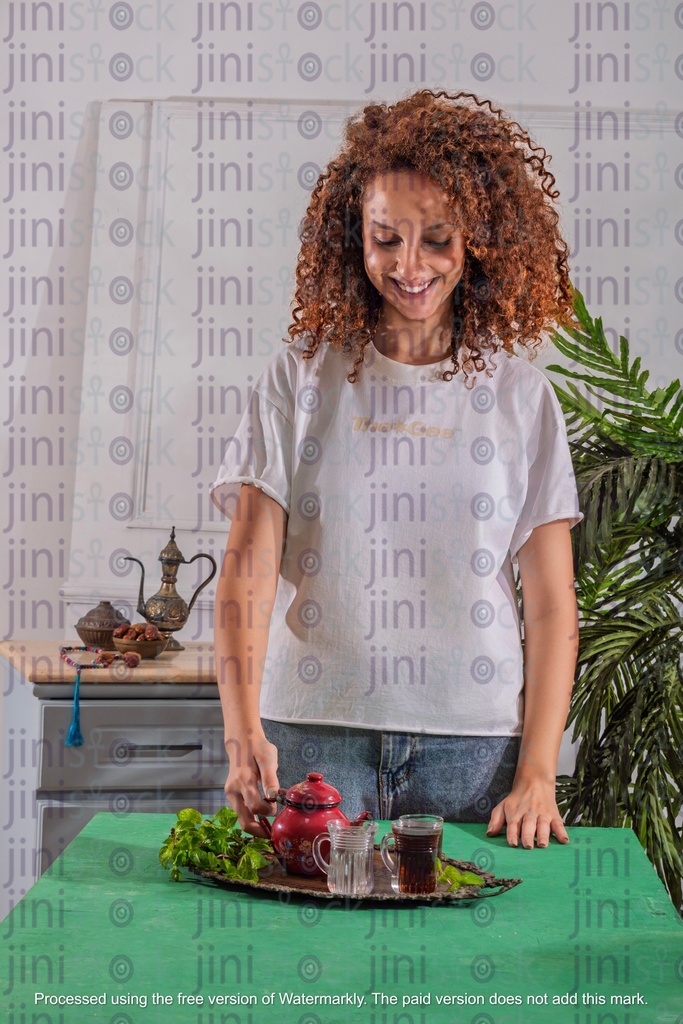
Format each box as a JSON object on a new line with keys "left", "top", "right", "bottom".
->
{"left": 1, "top": 814, "right": 681, "bottom": 1023}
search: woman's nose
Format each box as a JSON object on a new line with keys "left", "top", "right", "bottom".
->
{"left": 395, "top": 242, "right": 425, "bottom": 280}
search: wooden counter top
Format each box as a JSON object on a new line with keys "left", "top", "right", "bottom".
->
{"left": 0, "top": 639, "right": 217, "bottom": 684}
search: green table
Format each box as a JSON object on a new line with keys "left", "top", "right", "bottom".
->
{"left": 1, "top": 814, "right": 681, "bottom": 1023}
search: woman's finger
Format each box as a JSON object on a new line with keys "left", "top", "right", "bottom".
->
{"left": 534, "top": 815, "right": 551, "bottom": 849}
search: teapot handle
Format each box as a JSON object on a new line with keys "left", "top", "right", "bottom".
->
{"left": 257, "top": 787, "right": 287, "bottom": 840}
{"left": 186, "top": 552, "right": 218, "bottom": 612}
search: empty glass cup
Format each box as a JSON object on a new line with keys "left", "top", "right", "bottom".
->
{"left": 312, "top": 819, "right": 378, "bottom": 896}
{"left": 380, "top": 815, "right": 444, "bottom": 895}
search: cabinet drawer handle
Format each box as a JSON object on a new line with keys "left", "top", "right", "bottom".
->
{"left": 116, "top": 743, "right": 202, "bottom": 759}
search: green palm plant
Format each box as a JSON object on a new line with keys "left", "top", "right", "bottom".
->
{"left": 546, "top": 291, "right": 683, "bottom": 910}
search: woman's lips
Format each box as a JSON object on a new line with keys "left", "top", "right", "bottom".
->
{"left": 391, "top": 277, "right": 438, "bottom": 298}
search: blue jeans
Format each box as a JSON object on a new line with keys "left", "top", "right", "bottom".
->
{"left": 262, "top": 720, "right": 520, "bottom": 823}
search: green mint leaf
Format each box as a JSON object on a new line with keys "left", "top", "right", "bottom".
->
{"left": 438, "top": 864, "right": 485, "bottom": 889}
{"left": 177, "top": 808, "right": 203, "bottom": 826}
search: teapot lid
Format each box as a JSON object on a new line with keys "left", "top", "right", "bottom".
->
{"left": 284, "top": 772, "right": 342, "bottom": 808}
{"left": 76, "top": 600, "right": 129, "bottom": 630}
{"left": 159, "top": 526, "right": 184, "bottom": 565}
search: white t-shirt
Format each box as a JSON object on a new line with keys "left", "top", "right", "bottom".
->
{"left": 210, "top": 339, "right": 582, "bottom": 736}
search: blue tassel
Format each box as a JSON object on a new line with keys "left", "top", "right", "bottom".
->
{"left": 66, "top": 669, "right": 84, "bottom": 747}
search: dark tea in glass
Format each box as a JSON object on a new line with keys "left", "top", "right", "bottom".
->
{"left": 380, "top": 815, "right": 444, "bottom": 895}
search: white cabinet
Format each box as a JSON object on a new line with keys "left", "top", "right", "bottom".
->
{"left": 0, "top": 641, "right": 227, "bottom": 923}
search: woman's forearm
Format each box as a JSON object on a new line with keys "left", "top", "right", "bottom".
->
{"left": 516, "top": 520, "right": 578, "bottom": 783}
{"left": 214, "top": 485, "right": 285, "bottom": 748}
{"left": 515, "top": 603, "right": 578, "bottom": 785}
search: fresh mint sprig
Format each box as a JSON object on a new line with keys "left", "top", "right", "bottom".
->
{"left": 159, "top": 807, "right": 273, "bottom": 883}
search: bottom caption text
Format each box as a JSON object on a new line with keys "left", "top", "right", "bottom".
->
{"left": 33, "top": 989, "right": 649, "bottom": 1009}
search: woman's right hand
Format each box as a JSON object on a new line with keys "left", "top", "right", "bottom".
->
{"left": 224, "top": 731, "right": 280, "bottom": 838}
{"left": 215, "top": 487, "right": 286, "bottom": 838}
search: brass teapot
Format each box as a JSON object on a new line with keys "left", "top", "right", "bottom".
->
{"left": 124, "top": 528, "right": 217, "bottom": 650}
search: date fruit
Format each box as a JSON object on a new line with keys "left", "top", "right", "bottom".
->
{"left": 95, "top": 651, "right": 117, "bottom": 665}
{"left": 116, "top": 622, "right": 164, "bottom": 642}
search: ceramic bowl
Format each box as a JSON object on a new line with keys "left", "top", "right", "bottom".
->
{"left": 76, "top": 625, "right": 118, "bottom": 650}
{"left": 112, "top": 636, "right": 168, "bottom": 660}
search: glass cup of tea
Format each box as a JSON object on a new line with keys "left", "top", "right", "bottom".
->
{"left": 380, "top": 815, "right": 444, "bottom": 895}
{"left": 312, "top": 819, "right": 378, "bottom": 896}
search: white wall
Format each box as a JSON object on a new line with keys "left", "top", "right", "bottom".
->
{"left": 1, "top": 3, "right": 680, "bottom": 643}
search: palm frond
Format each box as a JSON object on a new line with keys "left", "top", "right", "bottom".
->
{"left": 548, "top": 291, "right": 683, "bottom": 912}
{"left": 547, "top": 290, "right": 683, "bottom": 458}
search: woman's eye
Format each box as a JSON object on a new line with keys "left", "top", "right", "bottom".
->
{"left": 370, "top": 236, "right": 450, "bottom": 246}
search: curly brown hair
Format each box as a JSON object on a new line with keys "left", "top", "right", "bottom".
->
{"left": 288, "top": 89, "right": 574, "bottom": 383}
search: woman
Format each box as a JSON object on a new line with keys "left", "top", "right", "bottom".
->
{"left": 210, "top": 89, "right": 581, "bottom": 850}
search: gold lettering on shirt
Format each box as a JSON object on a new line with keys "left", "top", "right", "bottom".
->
{"left": 351, "top": 417, "right": 454, "bottom": 440}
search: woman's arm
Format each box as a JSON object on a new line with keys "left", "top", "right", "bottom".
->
{"left": 486, "top": 519, "right": 578, "bottom": 848}
{"left": 214, "top": 484, "right": 286, "bottom": 837}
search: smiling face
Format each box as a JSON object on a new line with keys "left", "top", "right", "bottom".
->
{"left": 362, "top": 170, "right": 466, "bottom": 354}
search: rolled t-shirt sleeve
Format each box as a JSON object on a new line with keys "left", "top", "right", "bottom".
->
{"left": 509, "top": 383, "right": 583, "bottom": 563}
{"left": 209, "top": 388, "right": 293, "bottom": 521}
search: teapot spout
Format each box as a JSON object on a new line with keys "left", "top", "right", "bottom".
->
{"left": 123, "top": 556, "right": 147, "bottom": 618}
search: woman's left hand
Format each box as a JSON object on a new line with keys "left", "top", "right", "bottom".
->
{"left": 490, "top": 521, "right": 576, "bottom": 850}
{"left": 486, "top": 777, "right": 569, "bottom": 849}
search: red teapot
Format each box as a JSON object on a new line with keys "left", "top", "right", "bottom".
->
{"left": 259, "top": 772, "right": 373, "bottom": 876}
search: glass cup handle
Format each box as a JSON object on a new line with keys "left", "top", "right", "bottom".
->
{"left": 379, "top": 832, "right": 395, "bottom": 872}
{"left": 312, "top": 833, "right": 330, "bottom": 875}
